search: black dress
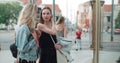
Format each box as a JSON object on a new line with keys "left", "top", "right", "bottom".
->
{"left": 39, "top": 32, "right": 57, "bottom": 63}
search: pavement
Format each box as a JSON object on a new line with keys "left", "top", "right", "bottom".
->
{"left": 0, "top": 30, "right": 120, "bottom": 63}
{"left": 71, "top": 50, "right": 120, "bottom": 63}
{"left": 0, "top": 49, "right": 120, "bottom": 63}
{"left": 0, "top": 50, "right": 16, "bottom": 63}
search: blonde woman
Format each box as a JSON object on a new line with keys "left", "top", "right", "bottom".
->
{"left": 15, "top": 4, "right": 38, "bottom": 63}
{"left": 56, "top": 15, "right": 73, "bottom": 63}
{"left": 56, "top": 15, "right": 67, "bottom": 38}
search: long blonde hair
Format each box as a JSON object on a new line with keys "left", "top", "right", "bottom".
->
{"left": 17, "top": 4, "right": 37, "bottom": 29}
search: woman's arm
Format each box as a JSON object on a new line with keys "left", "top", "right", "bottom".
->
{"left": 31, "top": 30, "right": 41, "bottom": 47}
{"left": 37, "top": 23, "right": 56, "bottom": 35}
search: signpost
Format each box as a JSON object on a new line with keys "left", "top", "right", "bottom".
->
{"left": 90, "top": 0, "right": 104, "bottom": 63}
{"left": 111, "top": 0, "right": 114, "bottom": 41}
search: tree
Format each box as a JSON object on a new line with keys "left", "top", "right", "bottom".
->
{"left": 115, "top": 11, "right": 120, "bottom": 29}
{"left": 0, "top": 2, "right": 22, "bottom": 25}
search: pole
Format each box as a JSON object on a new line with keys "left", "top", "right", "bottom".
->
{"left": 53, "top": 0, "right": 56, "bottom": 22}
{"left": 94, "top": 0, "right": 101, "bottom": 63}
{"left": 100, "top": 0, "right": 104, "bottom": 49}
{"left": 90, "top": 0, "right": 103, "bottom": 63}
{"left": 90, "top": 0, "right": 96, "bottom": 50}
{"left": 111, "top": 0, "right": 114, "bottom": 41}
{"left": 90, "top": 0, "right": 97, "bottom": 63}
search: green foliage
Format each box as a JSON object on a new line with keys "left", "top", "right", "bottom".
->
{"left": 115, "top": 11, "right": 120, "bottom": 29}
{"left": 0, "top": 2, "right": 22, "bottom": 25}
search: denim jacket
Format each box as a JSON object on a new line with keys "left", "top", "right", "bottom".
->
{"left": 15, "top": 24, "right": 37, "bottom": 61}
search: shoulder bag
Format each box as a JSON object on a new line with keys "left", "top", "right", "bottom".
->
{"left": 10, "top": 42, "right": 17, "bottom": 58}
{"left": 50, "top": 35, "right": 68, "bottom": 63}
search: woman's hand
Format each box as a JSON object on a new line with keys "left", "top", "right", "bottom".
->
{"left": 31, "top": 30, "right": 41, "bottom": 47}
{"left": 54, "top": 44, "right": 62, "bottom": 50}
{"left": 37, "top": 23, "right": 56, "bottom": 35}
{"left": 35, "top": 29, "right": 41, "bottom": 38}
{"left": 31, "top": 30, "right": 38, "bottom": 40}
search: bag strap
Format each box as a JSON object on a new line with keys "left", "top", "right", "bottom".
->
{"left": 50, "top": 35, "right": 56, "bottom": 45}
{"left": 50, "top": 35, "right": 64, "bottom": 54}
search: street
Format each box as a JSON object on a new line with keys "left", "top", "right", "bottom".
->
{"left": 0, "top": 0, "right": 120, "bottom": 63}
{"left": 0, "top": 49, "right": 120, "bottom": 63}
{"left": 0, "top": 30, "right": 14, "bottom": 50}
{"left": 0, "top": 30, "right": 120, "bottom": 51}
{"left": 0, "top": 30, "right": 120, "bottom": 63}
{"left": 67, "top": 31, "right": 120, "bottom": 51}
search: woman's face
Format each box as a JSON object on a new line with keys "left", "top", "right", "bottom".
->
{"left": 42, "top": 9, "right": 52, "bottom": 22}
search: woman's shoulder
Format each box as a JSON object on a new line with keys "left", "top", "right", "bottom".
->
{"left": 37, "top": 23, "right": 45, "bottom": 29}
{"left": 21, "top": 24, "right": 27, "bottom": 28}
{"left": 18, "top": 24, "right": 30, "bottom": 33}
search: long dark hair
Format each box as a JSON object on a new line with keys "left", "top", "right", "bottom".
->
{"left": 39, "top": 6, "right": 52, "bottom": 24}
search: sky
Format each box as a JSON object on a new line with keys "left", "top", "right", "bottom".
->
{"left": 41, "top": 0, "right": 118, "bottom": 23}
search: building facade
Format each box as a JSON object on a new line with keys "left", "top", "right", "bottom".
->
{"left": 77, "top": 0, "right": 120, "bottom": 32}
{"left": 20, "top": 0, "right": 61, "bottom": 22}
{"left": 76, "top": 1, "right": 92, "bottom": 31}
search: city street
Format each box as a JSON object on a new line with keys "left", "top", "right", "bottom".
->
{"left": 0, "top": 30, "right": 120, "bottom": 63}
{"left": 68, "top": 31, "right": 120, "bottom": 51}
{"left": 0, "top": 30, "right": 14, "bottom": 50}
{"left": 102, "top": 32, "right": 120, "bottom": 42}
{"left": 0, "top": 0, "right": 120, "bottom": 63}
{"left": 0, "top": 48, "right": 120, "bottom": 63}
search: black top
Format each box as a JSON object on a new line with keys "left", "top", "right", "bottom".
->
{"left": 39, "top": 32, "right": 57, "bottom": 63}
{"left": 39, "top": 31, "right": 57, "bottom": 49}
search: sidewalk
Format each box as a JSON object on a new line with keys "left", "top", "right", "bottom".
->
{"left": 71, "top": 50, "right": 120, "bottom": 63}
{"left": 0, "top": 50, "right": 16, "bottom": 63}
{"left": 0, "top": 49, "right": 120, "bottom": 63}
{"left": 0, "top": 31, "right": 120, "bottom": 63}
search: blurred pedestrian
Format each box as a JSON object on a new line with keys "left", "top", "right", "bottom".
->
{"left": 106, "top": 26, "right": 110, "bottom": 32}
{"left": 56, "top": 14, "right": 73, "bottom": 63}
{"left": 75, "top": 26, "right": 82, "bottom": 50}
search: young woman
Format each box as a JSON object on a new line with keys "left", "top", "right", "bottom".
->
{"left": 56, "top": 15, "right": 73, "bottom": 63}
{"left": 37, "top": 7, "right": 61, "bottom": 63}
{"left": 15, "top": 4, "right": 38, "bottom": 63}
